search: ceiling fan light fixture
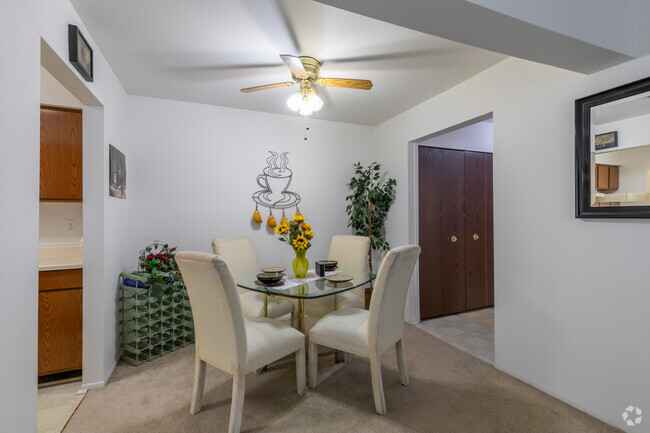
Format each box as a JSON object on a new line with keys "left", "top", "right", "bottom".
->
{"left": 306, "top": 91, "right": 324, "bottom": 112}
{"left": 299, "top": 104, "right": 314, "bottom": 116}
{"left": 286, "top": 92, "right": 303, "bottom": 111}
{"left": 286, "top": 87, "right": 323, "bottom": 117}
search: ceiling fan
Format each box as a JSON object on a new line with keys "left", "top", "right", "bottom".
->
{"left": 240, "top": 54, "right": 373, "bottom": 116}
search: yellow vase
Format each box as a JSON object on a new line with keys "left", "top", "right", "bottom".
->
{"left": 292, "top": 249, "right": 309, "bottom": 279}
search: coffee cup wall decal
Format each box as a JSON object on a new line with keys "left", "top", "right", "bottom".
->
{"left": 252, "top": 152, "right": 301, "bottom": 224}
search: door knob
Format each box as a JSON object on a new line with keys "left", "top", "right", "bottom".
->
{"left": 473, "top": 234, "right": 479, "bottom": 240}
{"left": 451, "top": 236, "right": 458, "bottom": 243}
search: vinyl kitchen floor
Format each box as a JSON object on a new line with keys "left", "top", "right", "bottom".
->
{"left": 38, "top": 380, "right": 85, "bottom": 433}
{"left": 416, "top": 307, "right": 495, "bottom": 365}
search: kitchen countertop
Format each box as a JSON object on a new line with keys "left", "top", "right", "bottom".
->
{"left": 39, "top": 245, "right": 83, "bottom": 271}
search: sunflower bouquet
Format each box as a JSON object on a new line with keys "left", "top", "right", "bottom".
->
{"left": 275, "top": 212, "right": 314, "bottom": 278}
{"left": 275, "top": 213, "right": 314, "bottom": 251}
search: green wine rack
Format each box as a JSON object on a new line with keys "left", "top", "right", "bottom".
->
{"left": 119, "top": 272, "right": 194, "bottom": 366}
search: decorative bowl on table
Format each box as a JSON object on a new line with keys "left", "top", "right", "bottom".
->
{"left": 260, "top": 267, "right": 286, "bottom": 273}
{"left": 256, "top": 272, "right": 284, "bottom": 285}
{"left": 320, "top": 260, "right": 338, "bottom": 271}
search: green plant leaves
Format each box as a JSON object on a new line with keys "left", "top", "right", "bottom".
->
{"left": 345, "top": 162, "right": 396, "bottom": 253}
{"left": 138, "top": 243, "right": 182, "bottom": 300}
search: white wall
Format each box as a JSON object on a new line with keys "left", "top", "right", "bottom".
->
{"left": 39, "top": 203, "right": 84, "bottom": 245}
{"left": 594, "top": 113, "right": 650, "bottom": 152}
{"left": 374, "top": 56, "right": 650, "bottom": 431}
{"left": 0, "top": 1, "right": 41, "bottom": 431}
{"left": 127, "top": 96, "right": 372, "bottom": 268}
{"left": 1, "top": 0, "right": 131, "bottom": 429}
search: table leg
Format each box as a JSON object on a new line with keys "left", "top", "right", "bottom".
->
{"left": 333, "top": 294, "right": 342, "bottom": 362}
{"left": 264, "top": 294, "right": 268, "bottom": 318}
{"left": 298, "top": 299, "right": 305, "bottom": 334}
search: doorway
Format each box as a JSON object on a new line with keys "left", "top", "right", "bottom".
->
{"left": 38, "top": 37, "right": 107, "bottom": 433}
{"left": 38, "top": 68, "right": 86, "bottom": 433}
{"left": 418, "top": 146, "right": 493, "bottom": 318}
{"left": 409, "top": 115, "right": 495, "bottom": 364}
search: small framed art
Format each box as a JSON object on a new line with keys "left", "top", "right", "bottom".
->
{"left": 68, "top": 24, "right": 93, "bottom": 82}
{"left": 109, "top": 144, "right": 126, "bottom": 199}
{"left": 594, "top": 131, "right": 618, "bottom": 151}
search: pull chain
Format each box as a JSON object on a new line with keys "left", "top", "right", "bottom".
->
{"left": 304, "top": 115, "right": 310, "bottom": 140}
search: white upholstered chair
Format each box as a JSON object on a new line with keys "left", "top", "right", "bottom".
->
{"left": 212, "top": 237, "right": 294, "bottom": 320}
{"left": 305, "top": 235, "right": 370, "bottom": 318}
{"left": 176, "top": 251, "right": 306, "bottom": 433}
{"left": 307, "top": 245, "right": 421, "bottom": 415}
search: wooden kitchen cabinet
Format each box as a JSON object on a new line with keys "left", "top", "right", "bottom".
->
{"left": 40, "top": 105, "right": 83, "bottom": 201}
{"left": 38, "top": 269, "right": 83, "bottom": 376}
{"left": 595, "top": 163, "right": 619, "bottom": 192}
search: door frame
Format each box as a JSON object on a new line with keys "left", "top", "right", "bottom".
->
{"left": 405, "top": 113, "right": 493, "bottom": 324}
{"left": 41, "top": 39, "right": 108, "bottom": 390}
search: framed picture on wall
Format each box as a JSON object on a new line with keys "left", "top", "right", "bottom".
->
{"left": 68, "top": 24, "right": 93, "bottom": 82}
{"left": 594, "top": 131, "right": 618, "bottom": 151}
{"left": 109, "top": 144, "right": 126, "bottom": 199}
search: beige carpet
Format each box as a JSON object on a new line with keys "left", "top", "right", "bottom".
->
{"left": 64, "top": 325, "right": 621, "bottom": 433}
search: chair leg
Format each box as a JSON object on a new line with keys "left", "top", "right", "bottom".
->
{"left": 308, "top": 339, "right": 318, "bottom": 389}
{"left": 396, "top": 339, "right": 409, "bottom": 386}
{"left": 190, "top": 354, "right": 206, "bottom": 414}
{"left": 296, "top": 344, "right": 306, "bottom": 395}
{"left": 335, "top": 351, "right": 352, "bottom": 363}
{"left": 369, "top": 353, "right": 386, "bottom": 415}
{"left": 228, "top": 370, "right": 246, "bottom": 433}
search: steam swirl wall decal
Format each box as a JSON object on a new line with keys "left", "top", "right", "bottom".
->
{"left": 252, "top": 151, "right": 302, "bottom": 227}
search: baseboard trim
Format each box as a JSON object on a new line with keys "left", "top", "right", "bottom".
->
{"left": 79, "top": 380, "right": 104, "bottom": 391}
{"left": 103, "top": 359, "right": 117, "bottom": 384}
{"left": 79, "top": 359, "right": 117, "bottom": 392}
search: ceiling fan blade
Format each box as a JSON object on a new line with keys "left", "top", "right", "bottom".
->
{"left": 317, "top": 78, "right": 373, "bottom": 90}
{"left": 240, "top": 82, "right": 295, "bottom": 93}
{"left": 280, "top": 54, "right": 309, "bottom": 79}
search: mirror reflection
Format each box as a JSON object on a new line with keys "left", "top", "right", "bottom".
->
{"left": 591, "top": 91, "right": 650, "bottom": 207}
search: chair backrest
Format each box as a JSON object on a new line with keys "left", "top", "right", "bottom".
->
{"left": 176, "top": 251, "right": 246, "bottom": 373}
{"left": 368, "top": 245, "right": 421, "bottom": 353}
{"left": 328, "top": 235, "right": 370, "bottom": 299}
{"left": 212, "top": 236, "right": 259, "bottom": 295}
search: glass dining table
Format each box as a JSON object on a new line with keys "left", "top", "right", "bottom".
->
{"left": 236, "top": 269, "right": 376, "bottom": 333}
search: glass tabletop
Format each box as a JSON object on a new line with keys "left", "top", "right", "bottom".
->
{"left": 235, "top": 269, "right": 376, "bottom": 300}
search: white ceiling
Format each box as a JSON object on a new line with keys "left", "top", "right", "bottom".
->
{"left": 69, "top": 0, "right": 506, "bottom": 126}
{"left": 316, "top": 0, "right": 650, "bottom": 74}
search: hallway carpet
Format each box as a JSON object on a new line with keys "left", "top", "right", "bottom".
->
{"left": 64, "top": 325, "right": 621, "bottom": 433}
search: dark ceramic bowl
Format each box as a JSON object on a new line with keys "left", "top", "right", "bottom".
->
{"left": 256, "top": 272, "right": 284, "bottom": 285}
{"left": 320, "top": 260, "right": 338, "bottom": 271}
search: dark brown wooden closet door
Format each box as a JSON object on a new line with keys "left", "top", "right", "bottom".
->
{"left": 419, "top": 147, "right": 494, "bottom": 320}
{"left": 440, "top": 149, "right": 466, "bottom": 315}
{"left": 418, "top": 147, "right": 443, "bottom": 318}
{"left": 418, "top": 147, "right": 466, "bottom": 319}
{"left": 464, "top": 151, "right": 489, "bottom": 310}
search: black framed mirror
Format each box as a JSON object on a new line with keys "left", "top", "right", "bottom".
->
{"left": 575, "top": 76, "right": 650, "bottom": 218}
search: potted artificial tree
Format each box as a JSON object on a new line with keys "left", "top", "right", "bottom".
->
{"left": 345, "top": 162, "right": 396, "bottom": 306}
